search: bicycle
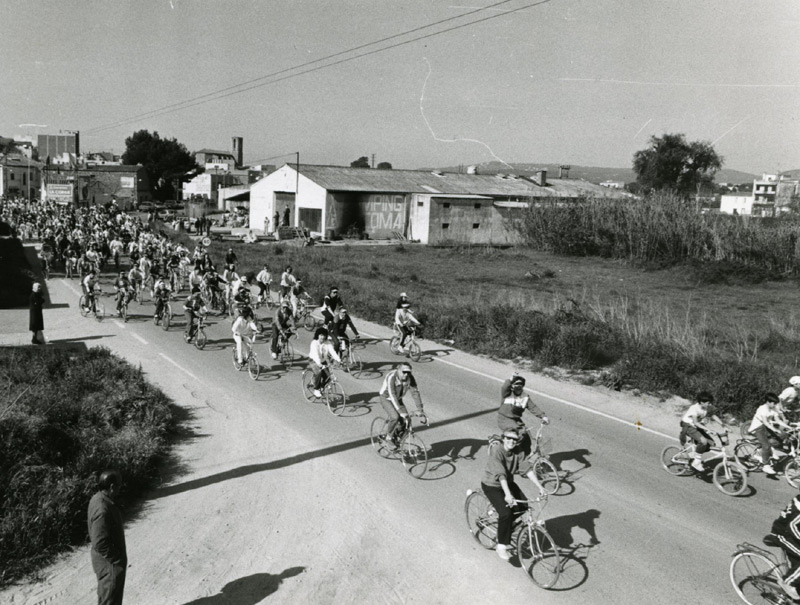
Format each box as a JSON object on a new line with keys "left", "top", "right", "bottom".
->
{"left": 390, "top": 325, "right": 421, "bottom": 362}
{"left": 369, "top": 411, "right": 429, "bottom": 479}
{"left": 488, "top": 423, "right": 560, "bottom": 495}
{"left": 660, "top": 428, "right": 748, "bottom": 496}
{"left": 464, "top": 490, "right": 561, "bottom": 589}
{"left": 296, "top": 299, "right": 321, "bottom": 332}
{"left": 734, "top": 424, "right": 800, "bottom": 489}
{"left": 335, "top": 338, "right": 362, "bottom": 376}
{"left": 302, "top": 363, "right": 348, "bottom": 415}
{"left": 153, "top": 299, "right": 173, "bottom": 331}
{"left": 79, "top": 291, "right": 105, "bottom": 322}
{"left": 276, "top": 331, "right": 296, "bottom": 365}
{"left": 116, "top": 292, "right": 133, "bottom": 323}
{"left": 730, "top": 535, "right": 795, "bottom": 604}
{"left": 232, "top": 336, "right": 260, "bottom": 380}
{"left": 184, "top": 315, "right": 208, "bottom": 349}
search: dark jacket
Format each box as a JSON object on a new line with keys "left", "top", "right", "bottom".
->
{"left": 88, "top": 491, "right": 127, "bottom": 565}
{"left": 29, "top": 290, "right": 44, "bottom": 332}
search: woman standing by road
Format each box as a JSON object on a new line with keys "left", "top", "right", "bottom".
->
{"left": 29, "top": 282, "right": 45, "bottom": 345}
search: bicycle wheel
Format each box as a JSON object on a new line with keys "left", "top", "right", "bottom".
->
{"left": 389, "top": 335, "right": 402, "bottom": 355}
{"left": 325, "top": 381, "right": 347, "bottom": 415}
{"left": 660, "top": 445, "right": 693, "bottom": 476}
{"left": 465, "top": 490, "right": 498, "bottom": 549}
{"left": 232, "top": 348, "right": 242, "bottom": 371}
{"left": 785, "top": 459, "right": 800, "bottom": 489}
{"left": 400, "top": 431, "right": 428, "bottom": 478}
{"left": 347, "top": 349, "right": 363, "bottom": 377}
{"left": 301, "top": 369, "right": 317, "bottom": 401}
{"left": 162, "top": 309, "right": 170, "bottom": 331}
{"left": 279, "top": 339, "right": 294, "bottom": 365}
{"left": 303, "top": 313, "right": 316, "bottom": 331}
{"left": 94, "top": 302, "right": 105, "bottom": 322}
{"left": 734, "top": 441, "right": 763, "bottom": 472}
{"left": 194, "top": 328, "right": 207, "bottom": 350}
{"left": 408, "top": 341, "right": 421, "bottom": 362}
{"left": 713, "top": 460, "right": 748, "bottom": 497}
{"left": 79, "top": 295, "right": 90, "bottom": 317}
{"left": 517, "top": 524, "right": 561, "bottom": 589}
{"left": 533, "top": 458, "right": 561, "bottom": 495}
{"left": 730, "top": 551, "right": 784, "bottom": 605}
{"left": 248, "top": 353, "right": 260, "bottom": 380}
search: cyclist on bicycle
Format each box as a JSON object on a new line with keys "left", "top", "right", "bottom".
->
{"left": 394, "top": 302, "right": 420, "bottom": 352}
{"left": 232, "top": 306, "right": 261, "bottom": 366}
{"left": 81, "top": 270, "right": 100, "bottom": 312}
{"left": 225, "top": 247, "right": 238, "bottom": 272}
{"left": 771, "top": 494, "right": 800, "bottom": 600}
{"left": 256, "top": 264, "right": 272, "bottom": 305}
{"left": 329, "top": 307, "right": 360, "bottom": 361}
{"left": 482, "top": 428, "right": 545, "bottom": 561}
{"left": 749, "top": 392, "right": 795, "bottom": 476}
{"left": 679, "top": 391, "right": 723, "bottom": 473}
{"left": 112, "top": 272, "right": 133, "bottom": 316}
{"left": 232, "top": 276, "right": 252, "bottom": 317}
{"left": 378, "top": 363, "right": 427, "bottom": 450}
{"left": 183, "top": 291, "right": 207, "bottom": 341}
{"left": 497, "top": 373, "right": 549, "bottom": 457}
{"left": 321, "top": 286, "right": 342, "bottom": 325}
{"left": 153, "top": 281, "right": 172, "bottom": 323}
{"left": 308, "top": 327, "right": 341, "bottom": 399}
{"left": 780, "top": 376, "right": 800, "bottom": 422}
{"left": 290, "top": 279, "right": 312, "bottom": 319}
{"left": 271, "top": 301, "right": 296, "bottom": 360}
{"left": 396, "top": 291, "right": 410, "bottom": 309}
{"left": 280, "top": 265, "right": 296, "bottom": 298}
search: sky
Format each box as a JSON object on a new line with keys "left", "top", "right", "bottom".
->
{"left": 2, "top": 0, "right": 799, "bottom": 174}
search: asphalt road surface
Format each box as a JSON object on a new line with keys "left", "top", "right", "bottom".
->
{"left": 1, "top": 268, "right": 793, "bottom": 604}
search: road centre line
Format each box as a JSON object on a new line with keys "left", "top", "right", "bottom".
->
{"left": 158, "top": 352, "right": 200, "bottom": 381}
{"left": 131, "top": 333, "right": 148, "bottom": 345}
{"left": 360, "top": 329, "right": 675, "bottom": 441}
{"left": 60, "top": 279, "right": 80, "bottom": 296}
{"left": 112, "top": 319, "right": 126, "bottom": 329}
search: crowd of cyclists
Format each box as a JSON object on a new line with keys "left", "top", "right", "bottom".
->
{"left": 9, "top": 195, "right": 800, "bottom": 598}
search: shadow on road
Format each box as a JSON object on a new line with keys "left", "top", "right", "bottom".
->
{"left": 182, "top": 567, "right": 306, "bottom": 604}
{"left": 152, "top": 406, "right": 497, "bottom": 499}
{"left": 543, "top": 509, "right": 602, "bottom": 591}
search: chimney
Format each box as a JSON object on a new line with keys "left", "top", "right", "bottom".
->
{"left": 559, "top": 164, "right": 571, "bottom": 179}
{"left": 535, "top": 170, "right": 547, "bottom": 186}
{"left": 232, "top": 137, "right": 243, "bottom": 168}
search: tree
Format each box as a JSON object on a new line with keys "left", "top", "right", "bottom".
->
{"left": 632, "top": 133, "right": 723, "bottom": 196}
{"left": 122, "top": 130, "right": 198, "bottom": 201}
{"left": 350, "top": 156, "right": 370, "bottom": 168}
{"left": 376, "top": 162, "right": 393, "bottom": 170}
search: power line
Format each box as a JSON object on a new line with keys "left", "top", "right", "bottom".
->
{"left": 85, "top": 0, "right": 551, "bottom": 135}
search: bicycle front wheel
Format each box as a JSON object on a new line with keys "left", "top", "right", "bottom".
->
{"left": 232, "top": 348, "right": 242, "bottom": 370}
{"left": 713, "top": 461, "right": 748, "bottom": 497}
{"left": 369, "top": 417, "right": 393, "bottom": 458}
{"left": 279, "top": 340, "right": 294, "bottom": 365}
{"left": 194, "top": 328, "right": 207, "bottom": 350}
{"left": 301, "top": 369, "right": 316, "bottom": 401}
{"left": 517, "top": 524, "right": 561, "bottom": 589}
{"left": 400, "top": 431, "right": 428, "bottom": 479}
{"left": 248, "top": 353, "right": 260, "bottom": 380}
{"left": 734, "top": 441, "right": 762, "bottom": 472}
{"left": 533, "top": 458, "right": 560, "bottom": 495}
{"left": 408, "top": 341, "right": 421, "bottom": 362}
{"left": 303, "top": 313, "right": 316, "bottom": 331}
{"left": 730, "top": 550, "right": 784, "bottom": 605}
{"left": 79, "top": 295, "right": 90, "bottom": 317}
{"left": 162, "top": 309, "right": 170, "bottom": 331}
{"left": 347, "top": 349, "right": 363, "bottom": 376}
{"left": 325, "top": 381, "right": 347, "bottom": 415}
{"left": 94, "top": 302, "right": 105, "bottom": 322}
{"left": 389, "top": 336, "right": 402, "bottom": 355}
{"left": 660, "top": 445, "right": 693, "bottom": 476}
{"left": 464, "top": 490, "right": 498, "bottom": 549}
{"left": 785, "top": 459, "right": 800, "bottom": 489}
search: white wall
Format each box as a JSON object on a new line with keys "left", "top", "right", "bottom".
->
{"left": 409, "top": 194, "right": 431, "bottom": 244}
{"left": 249, "top": 165, "right": 327, "bottom": 234}
{"left": 720, "top": 195, "right": 754, "bottom": 215}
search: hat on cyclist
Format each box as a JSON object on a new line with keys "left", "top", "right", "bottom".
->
{"left": 502, "top": 429, "right": 521, "bottom": 442}
{"left": 400, "top": 292, "right": 407, "bottom": 297}
{"left": 281, "top": 300, "right": 290, "bottom": 308}
{"left": 511, "top": 375, "right": 526, "bottom": 387}
{"left": 791, "top": 376, "right": 800, "bottom": 388}
{"left": 399, "top": 363, "right": 413, "bottom": 375}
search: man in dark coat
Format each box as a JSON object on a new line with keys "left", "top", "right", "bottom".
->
{"left": 29, "top": 282, "right": 44, "bottom": 344}
{"left": 88, "top": 470, "right": 127, "bottom": 605}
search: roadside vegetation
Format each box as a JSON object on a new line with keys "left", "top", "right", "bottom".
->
{"left": 168, "top": 195, "right": 800, "bottom": 419}
{"left": 0, "top": 222, "right": 35, "bottom": 308}
{"left": 0, "top": 347, "right": 174, "bottom": 587}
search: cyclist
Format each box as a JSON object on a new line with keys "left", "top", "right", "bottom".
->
{"left": 232, "top": 306, "right": 261, "bottom": 366}
{"left": 127, "top": 265, "right": 144, "bottom": 301}
{"left": 290, "top": 279, "right": 312, "bottom": 319}
{"left": 780, "top": 376, "right": 800, "bottom": 422}
{"left": 37, "top": 247, "right": 50, "bottom": 278}
{"left": 396, "top": 291, "right": 410, "bottom": 309}
{"left": 183, "top": 291, "right": 207, "bottom": 342}
{"left": 225, "top": 247, "right": 238, "bottom": 271}
{"left": 202, "top": 268, "right": 226, "bottom": 308}
{"left": 280, "top": 265, "right": 296, "bottom": 298}
{"left": 271, "top": 301, "right": 296, "bottom": 360}
{"left": 308, "top": 327, "right": 341, "bottom": 399}
{"left": 232, "top": 278, "right": 253, "bottom": 317}
{"left": 749, "top": 392, "right": 794, "bottom": 476}
{"left": 679, "top": 391, "right": 723, "bottom": 473}
{"left": 188, "top": 266, "right": 205, "bottom": 294}
{"left": 329, "top": 307, "right": 360, "bottom": 366}
{"left": 109, "top": 236, "right": 124, "bottom": 271}
{"left": 256, "top": 264, "right": 272, "bottom": 306}
{"left": 321, "top": 286, "right": 342, "bottom": 325}
{"left": 394, "top": 302, "right": 421, "bottom": 351}
{"left": 378, "top": 362, "right": 426, "bottom": 449}
{"left": 153, "top": 280, "right": 172, "bottom": 324}
{"left": 81, "top": 270, "right": 100, "bottom": 313}
{"left": 482, "top": 428, "right": 545, "bottom": 561}
{"left": 771, "top": 494, "right": 800, "bottom": 600}
{"left": 497, "top": 373, "right": 549, "bottom": 456}
{"left": 112, "top": 271, "right": 133, "bottom": 316}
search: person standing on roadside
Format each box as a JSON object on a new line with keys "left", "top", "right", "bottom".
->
{"left": 88, "top": 470, "right": 127, "bottom": 605}
{"left": 29, "top": 282, "right": 45, "bottom": 345}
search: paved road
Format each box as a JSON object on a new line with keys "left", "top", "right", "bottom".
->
{"left": 1, "top": 265, "right": 792, "bottom": 604}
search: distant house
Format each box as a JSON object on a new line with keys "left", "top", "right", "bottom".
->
{"left": 41, "top": 164, "right": 150, "bottom": 208}
{"left": 0, "top": 155, "right": 42, "bottom": 199}
{"left": 720, "top": 173, "right": 800, "bottom": 216}
{"left": 249, "top": 164, "right": 628, "bottom": 244}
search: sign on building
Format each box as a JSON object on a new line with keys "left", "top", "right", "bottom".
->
{"left": 46, "top": 184, "right": 73, "bottom": 204}
{"left": 120, "top": 176, "right": 134, "bottom": 189}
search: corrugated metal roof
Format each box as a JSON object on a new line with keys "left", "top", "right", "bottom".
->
{"left": 290, "top": 164, "right": 626, "bottom": 198}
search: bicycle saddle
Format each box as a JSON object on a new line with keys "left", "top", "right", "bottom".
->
{"left": 764, "top": 534, "right": 782, "bottom": 548}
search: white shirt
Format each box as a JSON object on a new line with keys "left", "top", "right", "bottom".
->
{"left": 749, "top": 403, "right": 780, "bottom": 433}
{"left": 309, "top": 340, "right": 340, "bottom": 366}
{"left": 232, "top": 316, "right": 258, "bottom": 336}
{"left": 681, "top": 403, "right": 708, "bottom": 426}
{"left": 257, "top": 269, "right": 271, "bottom": 285}
{"left": 780, "top": 387, "right": 799, "bottom": 407}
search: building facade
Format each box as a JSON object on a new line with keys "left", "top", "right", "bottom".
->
{"left": 0, "top": 156, "right": 42, "bottom": 199}
{"left": 41, "top": 165, "right": 150, "bottom": 208}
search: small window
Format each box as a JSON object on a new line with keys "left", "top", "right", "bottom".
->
{"left": 473, "top": 223, "right": 480, "bottom": 229}
{"left": 442, "top": 223, "right": 450, "bottom": 229}
{"left": 474, "top": 203, "right": 481, "bottom": 209}
{"left": 417, "top": 201, "right": 424, "bottom": 207}
{"left": 442, "top": 202, "right": 450, "bottom": 209}
{"left": 10, "top": 173, "right": 15, "bottom": 181}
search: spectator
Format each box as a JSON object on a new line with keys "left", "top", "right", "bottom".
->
{"left": 88, "top": 470, "right": 127, "bottom": 605}
{"left": 273, "top": 210, "right": 280, "bottom": 234}
{"left": 283, "top": 205, "right": 290, "bottom": 227}
{"left": 29, "top": 282, "right": 45, "bottom": 345}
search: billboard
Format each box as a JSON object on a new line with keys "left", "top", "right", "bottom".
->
{"left": 120, "top": 176, "right": 134, "bottom": 189}
{"left": 46, "top": 183, "right": 73, "bottom": 204}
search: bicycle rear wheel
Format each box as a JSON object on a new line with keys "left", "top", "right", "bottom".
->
{"left": 325, "top": 382, "right": 347, "bottom": 415}
{"left": 785, "top": 459, "right": 800, "bottom": 489}
{"left": 713, "top": 461, "right": 748, "bottom": 497}
{"left": 301, "top": 369, "right": 317, "bottom": 401}
{"left": 734, "top": 441, "right": 762, "bottom": 472}
{"left": 248, "top": 353, "right": 260, "bottom": 380}
{"left": 389, "top": 336, "right": 402, "bottom": 355}
{"left": 400, "top": 432, "right": 428, "bottom": 479}
{"left": 660, "top": 445, "right": 693, "bottom": 476}
{"left": 94, "top": 302, "right": 105, "bottom": 322}
{"left": 232, "top": 348, "right": 242, "bottom": 370}
{"left": 79, "top": 295, "right": 90, "bottom": 317}
{"left": 346, "top": 349, "right": 362, "bottom": 376}
{"left": 121, "top": 304, "right": 128, "bottom": 322}
{"left": 533, "top": 458, "right": 560, "bottom": 495}
{"left": 516, "top": 524, "right": 561, "bottom": 589}
{"left": 369, "top": 417, "right": 394, "bottom": 459}
{"left": 464, "top": 490, "right": 498, "bottom": 549}
{"left": 194, "top": 328, "right": 207, "bottom": 350}
{"left": 730, "top": 550, "right": 784, "bottom": 605}
{"left": 408, "top": 341, "right": 421, "bottom": 362}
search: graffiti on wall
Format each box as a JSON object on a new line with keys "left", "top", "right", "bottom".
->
{"left": 365, "top": 194, "right": 405, "bottom": 233}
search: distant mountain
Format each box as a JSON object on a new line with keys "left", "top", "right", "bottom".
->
{"left": 432, "top": 162, "right": 759, "bottom": 186}
{"left": 781, "top": 169, "right": 800, "bottom": 180}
